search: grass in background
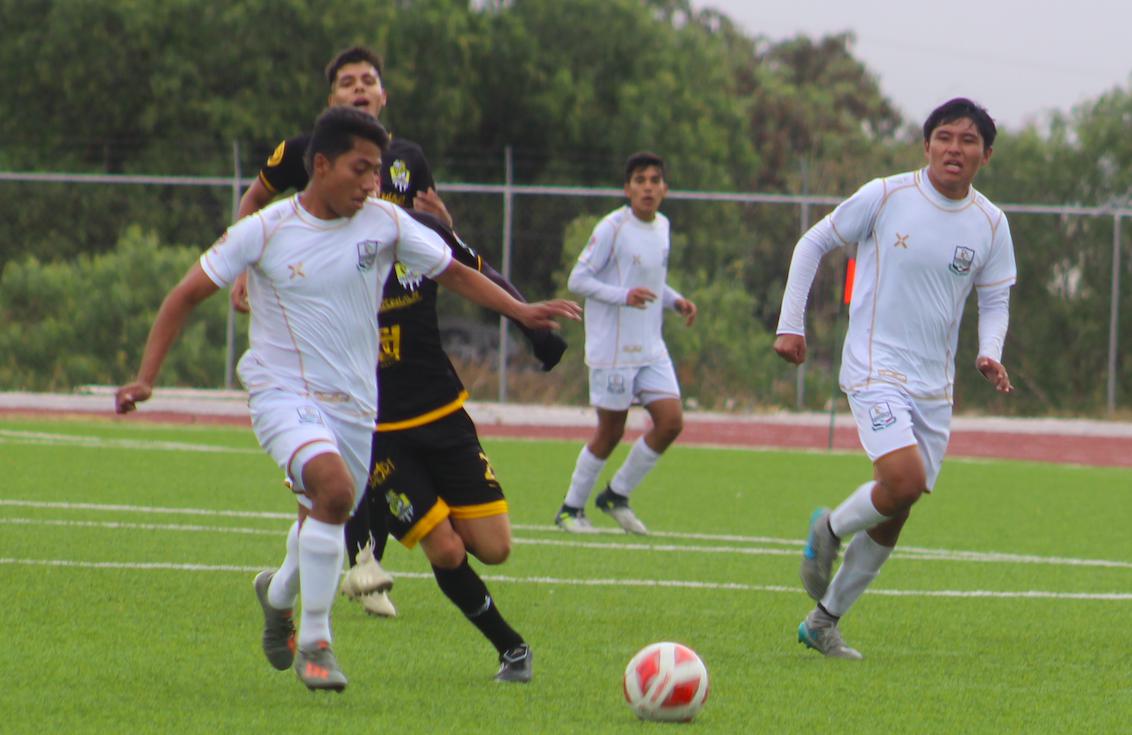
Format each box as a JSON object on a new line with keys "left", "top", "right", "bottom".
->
{"left": 1, "top": 416, "right": 1129, "bottom": 734}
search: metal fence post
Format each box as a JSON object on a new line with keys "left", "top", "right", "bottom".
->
{"left": 497, "top": 145, "right": 514, "bottom": 403}
{"left": 225, "top": 140, "right": 241, "bottom": 390}
{"left": 1107, "top": 212, "right": 1122, "bottom": 414}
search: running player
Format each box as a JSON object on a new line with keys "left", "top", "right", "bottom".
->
{"left": 774, "top": 97, "right": 1016, "bottom": 659}
{"left": 115, "top": 107, "right": 580, "bottom": 691}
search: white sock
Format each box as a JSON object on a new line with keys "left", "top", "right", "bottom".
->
{"left": 829, "top": 481, "right": 889, "bottom": 538}
{"left": 564, "top": 446, "right": 606, "bottom": 508}
{"left": 297, "top": 517, "right": 345, "bottom": 647}
{"left": 609, "top": 437, "right": 661, "bottom": 498}
{"left": 267, "top": 520, "right": 301, "bottom": 609}
{"left": 821, "top": 532, "right": 893, "bottom": 617}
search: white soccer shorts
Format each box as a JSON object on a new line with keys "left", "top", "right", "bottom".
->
{"left": 247, "top": 389, "right": 372, "bottom": 511}
{"left": 846, "top": 382, "right": 952, "bottom": 490}
{"left": 588, "top": 358, "right": 681, "bottom": 411}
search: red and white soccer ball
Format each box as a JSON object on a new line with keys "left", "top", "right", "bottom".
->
{"left": 623, "top": 642, "right": 710, "bottom": 723}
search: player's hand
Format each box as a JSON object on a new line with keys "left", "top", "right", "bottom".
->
{"left": 674, "top": 298, "right": 697, "bottom": 326}
{"left": 773, "top": 334, "right": 807, "bottom": 365}
{"left": 976, "top": 356, "right": 1013, "bottom": 393}
{"left": 626, "top": 287, "right": 657, "bottom": 308}
{"left": 531, "top": 331, "right": 568, "bottom": 371}
{"left": 516, "top": 299, "right": 582, "bottom": 331}
{"left": 413, "top": 188, "right": 454, "bottom": 229}
{"left": 115, "top": 381, "right": 153, "bottom": 414}
{"left": 230, "top": 271, "right": 250, "bottom": 314}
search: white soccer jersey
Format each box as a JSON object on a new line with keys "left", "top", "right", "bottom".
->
{"left": 569, "top": 206, "right": 680, "bottom": 367}
{"left": 778, "top": 168, "right": 1016, "bottom": 401}
{"left": 200, "top": 195, "right": 452, "bottom": 419}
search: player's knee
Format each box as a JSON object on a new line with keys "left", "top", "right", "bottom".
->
{"left": 317, "top": 484, "right": 355, "bottom": 522}
{"left": 474, "top": 538, "right": 511, "bottom": 565}
{"left": 880, "top": 475, "right": 926, "bottom": 509}
{"left": 424, "top": 528, "right": 467, "bottom": 569}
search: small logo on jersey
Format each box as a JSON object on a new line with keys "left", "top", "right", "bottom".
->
{"left": 357, "top": 240, "right": 379, "bottom": 271}
{"left": 296, "top": 406, "right": 323, "bottom": 425}
{"left": 385, "top": 489, "right": 414, "bottom": 524}
{"left": 389, "top": 159, "right": 411, "bottom": 193}
{"left": 266, "top": 140, "right": 286, "bottom": 167}
{"left": 869, "top": 402, "right": 896, "bottom": 431}
{"left": 394, "top": 261, "right": 424, "bottom": 292}
{"left": 894, "top": 233, "right": 910, "bottom": 249}
{"left": 287, "top": 262, "right": 305, "bottom": 280}
{"left": 632, "top": 255, "right": 642, "bottom": 265}
{"left": 949, "top": 246, "right": 975, "bottom": 275}
{"left": 607, "top": 373, "right": 626, "bottom": 395}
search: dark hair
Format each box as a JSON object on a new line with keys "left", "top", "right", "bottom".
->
{"left": 625, "top": 151, "right": 666, "bottom": 183}
{"left": 304, "top": 106, "right": 389, "bottom": 175}
{"left": 923, "top": 98, "right": 996, "bottom": 150}
{"left": 325, "top": 45, "right": 385, "bottom": 87}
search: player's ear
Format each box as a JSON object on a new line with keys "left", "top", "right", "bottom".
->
{"left": 312, "top": 152, "right": 331, "bottom": 177}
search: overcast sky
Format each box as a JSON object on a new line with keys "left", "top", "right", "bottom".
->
{"left": 693, "top": 0, "right": 1132, "bottom": 131}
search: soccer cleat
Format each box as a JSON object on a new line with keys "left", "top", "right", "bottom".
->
{"left": 797, "top": 609, "right": 863, "bottom": 660}
{"left": 295, "top": 641, "right": 348, "bottom": 691}
{"left": 359, "top": 589, "right": 397, "bottom": 618}
{"left": 594, "top": 486, "right": 649, "bottom": 535}
{"left": 555, "top": 505, "right": 598, "bottom": 534}
{"left": 801, "top": 508, "right": 840, "bottom": 600}
{"left": 494, "top": 643, "right": 533, "bottom": 683}
{"left": 254, "top": 570, "right": 296, "bottom": 671}
{"left": 340, "top": 540, "right": 394, "bottom": 598}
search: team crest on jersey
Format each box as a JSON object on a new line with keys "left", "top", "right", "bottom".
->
{"left": 393, "top": 261, "right": 424, "bottom": 291}
{"left": 949, "top": 246, "right": 975, "bottom": 276}
{"left": 606, "top": 373, "right": 626, "bottom": 395}
{"left": 296, "top": 406, "right": 323, "bottom": 425}
{"left": 868, "top": 402, "right": 896, "bottom": 431}
{"left": 389, "top": 159, "right": 411, "bottom": 193}
{"left": 357, "top": 240, "right": 379, "bottom": 271}
{"left": 385, "top": 489, "right": 414, "bottom": 524}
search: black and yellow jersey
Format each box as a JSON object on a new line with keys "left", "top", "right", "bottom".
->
{"left": 377, "top": 210, "right": 481, "bottom": 430}
{"left": 256, "top": 132, "right": 435, "bottom": 208}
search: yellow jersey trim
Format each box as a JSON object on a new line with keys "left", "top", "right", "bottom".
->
{"left": 449, "top": 500, "right": 509, "bottom": 520}
{"left": 378, "top": 391, "right": 468, "bottom": 431}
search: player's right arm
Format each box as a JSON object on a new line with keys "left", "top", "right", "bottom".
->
{"left": 774, "top": 178, "right": 885, "bottom": 365}
{"left": 115, "top": 263, "right": 219, "bottom": 413}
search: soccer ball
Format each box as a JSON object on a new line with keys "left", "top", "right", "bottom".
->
{"left": 622, "top": 642, "right": 710, "bottom": 722}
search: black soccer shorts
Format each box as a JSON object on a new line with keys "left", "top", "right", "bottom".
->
{"left": 367, "top": 408, "right": 506, "bottom": 548}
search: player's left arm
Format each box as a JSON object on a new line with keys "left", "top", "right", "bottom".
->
{"left": 662, "top": 285, "right": 696, "bottom": 326}
{"left": 433, "top": 261, "right": 581, "bottom": 331}
{"left": 973, "top": 214, "right": 1017, "bottom": 393}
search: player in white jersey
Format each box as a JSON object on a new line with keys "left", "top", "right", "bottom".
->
{"left": 114, "top": 107, "right": 581, "bottom": 692}
{"left": 774, "top": 98, "right": 1016, "bottom": 659}
{"left": 555, "top": 152, "right": 697, "bottom": 535}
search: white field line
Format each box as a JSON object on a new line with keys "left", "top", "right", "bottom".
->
{"left": 0, "top": 429, "right": 259, "bottom": 455}
{"left": 3, "top": 500, "right": 1130, "bottom": 571}
{"left": 0, "top": 557, "right": 1128, "bottom": 601}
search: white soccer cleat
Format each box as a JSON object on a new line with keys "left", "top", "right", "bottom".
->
{"left": 340, "top": 540, "right": 394, "bottom": 598}
{"left": 359, "top": 589, "right": 397, "bottom": 618}
{"left": 594, "top": 486, "right": 649, "bottom": 535}
{"left": 555, "top": 507, "right": 599, "bottom": 534}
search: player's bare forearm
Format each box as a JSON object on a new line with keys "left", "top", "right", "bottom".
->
{"left": 435, "top": 261, "right": 581, "bottom": 330}
{"left": 773, "top": 333, "right": 807, "bottom": 365}
{"left": 237, "top": 178, "right": 274, "bottom": 220}
{"left": 413, "top": 188, "right": 453, "bottom": 229}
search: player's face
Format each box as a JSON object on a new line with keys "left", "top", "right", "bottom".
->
{"left": 328, "top": 61, "right": 387, "bottom": 119}
{"left": 624, "top": 165, "right": 668, "bottom": 221}
{"left": 924, "top": 117, "right": 992, "bottom": 199}
{"left": 315, "top": 137, "right": 382, "bottom": 218}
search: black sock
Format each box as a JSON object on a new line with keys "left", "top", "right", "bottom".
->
{"left": 367, "top": 489, "right": 390, "bottom": 561}
{"left": 344, "top": 499, "right": 371, "bottom": 566}
{"left": 433, "top": 556, "right": 523, "bottom": 654}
